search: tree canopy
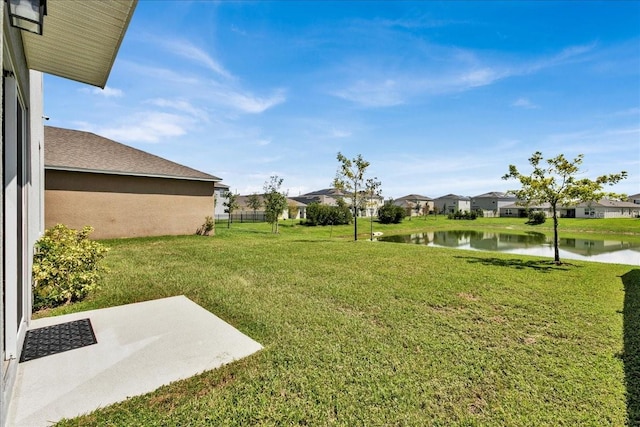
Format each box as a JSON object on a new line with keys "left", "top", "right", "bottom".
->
{"left": 263, "top": 175, "right": 288, "bottom": 234}
{"left": 222, "top": 190, "right": 239, "bottom": 229}
{"left": 333, "top": 152, "right": 372, "bottom": 241}
{"left": 502, "top": 151, "right": 627, "bottom": 264}
{"left": 246, "top": 193, "right": 262, "bottom": 221}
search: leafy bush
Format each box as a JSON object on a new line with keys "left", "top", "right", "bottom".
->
{"left": 447, "top": 210, "right": 478, "bottom": 220}
{"left": 527, "top": 210, "right": 547, "bottom": 225}
{"left": 304, "top": 202, "right": 352, "bottom": 226}
{"left": 196, "top": 216, "right": 215, "bottom": 235}
{"left": 32, "top": 224, "right": 109, "bottom": 310}
{"left": 378, "top": 202, "right": 405, "bottom": 224}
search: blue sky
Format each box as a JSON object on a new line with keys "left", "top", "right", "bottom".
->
{"left": 44, "top": 1, "right": 640, "bottom": 199}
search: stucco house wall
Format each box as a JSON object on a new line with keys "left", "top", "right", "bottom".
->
{"left": 393, "top": 194, "right": 434, "bottom": 216}
{"left": 46, "top": 171, "right": 215, "bottom": 239}
{"left": 470, "top": 192, "right": 517, "bottom": 217}
{"left": 575, "top": 201, "right": 640, "bottom": 219}
{"left": 499, "top": 200, "right": 640, "bottom": 219}
{"left": 434, "top": 194, "right": 471, "bottom": 214}
{"left": 44, "top": 126, "right": 221, "bottom": 239}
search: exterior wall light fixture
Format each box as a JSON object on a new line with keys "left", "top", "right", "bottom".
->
{"left": 6, "top": 0, "right": 47, "bottom": 35}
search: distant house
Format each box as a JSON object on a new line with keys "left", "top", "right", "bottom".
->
{"left": 500, "top": 202, "right": 561, "bottom": 218}
{"left": 575, "top": 199, "right": 640, "bottom": 218}
{"left": 294, "top": 188, "right": 383, "bottom": 217}
{"left": 287, "top": 198, "right": 307, "bottom": 219}
{"left": 393, "top": 194, "right": 434, "bottom": 216}
{"left": 628, "top": 193, "right": 640, "bottom": 205}
{"left": 294, "top": 188, "right": 345, "bottom": 206}
{"left": 499, "top": 199, "right": 640, "bottom": 219}
{"left": 470, "top": 191, "right": 517, "bottom": 217}
{"left": 45, "top": 127, "right": 221, "bottom": 239}
{"left": 434, "top": 194, "right": 471, "bottom": 214}
{"left": 236, "top": 194, "right": 305, "bottom": 221}
{"left": 214, "top": 182, "right": 230, "bottom": 220}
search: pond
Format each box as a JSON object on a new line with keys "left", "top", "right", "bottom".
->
{"left": 378, "top": 230, "right": 640, "bottom": 266}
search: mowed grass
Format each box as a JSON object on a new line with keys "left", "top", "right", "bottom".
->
{"left": 49, "top": 219, "right": 639, "bottom": 426}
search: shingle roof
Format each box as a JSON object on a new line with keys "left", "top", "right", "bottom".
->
{"left": 435, "top": 193, "right": 470, "bottom": 201}
{"left": 301, "top": 188, "right": 346, "bottom": 197}
{"left": 45, "top": 126, "right": 220, "bottom": 182}
{"left": 472, "top": 191, "right": 516, "bottom": 199}
{"left": 395, "top": 194, "right": 433, "bottom": 201}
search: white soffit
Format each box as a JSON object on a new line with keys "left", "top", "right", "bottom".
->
{"left": 21, "top": 0, "right": 137, "bottom": 88}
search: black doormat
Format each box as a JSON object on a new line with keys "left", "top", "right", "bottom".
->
{"left": 20, "top": 318, "right": 97, "bottom": 363}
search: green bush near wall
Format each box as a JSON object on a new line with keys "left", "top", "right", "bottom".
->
{"left": 32, "top": 224, "right": 109, "bottom": 311}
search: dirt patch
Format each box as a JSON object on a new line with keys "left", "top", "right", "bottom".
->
{"left": 457, "top": 292, "right": 480, "bottom": 302}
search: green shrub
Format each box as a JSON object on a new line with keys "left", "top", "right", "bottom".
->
{"left": 32, "top": 224, "right": 109, "bottom": 311}
{"left": 304, "top": 202, "right": 352, "bottom": 226}
{"left": 447, "top": 210, "right": 478, "bottom": 220}
{"left": 196, "top": 216, "right": 215, "bottom": 235}
{"left": 527, "top": 210, "right": 547, "bottom": 225}
{"left": 378, "top": 202, "right": 405, "bottom": 224}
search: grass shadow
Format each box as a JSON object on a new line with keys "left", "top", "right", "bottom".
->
{"left": 455, "top": 255, "right": 578, "bottom": 272}
{"left": 622, "top": 269, "right": 640, "bottom": 426}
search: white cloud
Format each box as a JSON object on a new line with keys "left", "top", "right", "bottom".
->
{"left": 457, "top": 68, "right": 501, "bottom": 88}
{"left": 512, "top": 97, "right": 539, "bottom": 109}
{"left": 80, "top": 86, "right": 124, "bottom": 97}
{"left": 249, "top": 156, "right": 282, "bottom": 164}
{"left": 523, "top": 43, "right": 597, "bottom": 74}
{"left": 212, "top": 86, "right": 286, "bottom": 113}
{"left": 98, "top": 112, "right": 196, "bottom": 143}
{"left": 147, "top": 98, "right": 209, "bottom": 122}
{"left": 331, "top": 42, "right": 596, "bottom": 108}
{"left": 332, "top": 79, "right": 404, "bottom": 107}
{"left": 124, "top": 61, "right": 202, "bottom": 85}
{"left": 329, "top": 128, "right": 352, "bottom": 138}
{"left": 95, "top": 86, "right": 123, "bottom": 97}
{"left": 160, "top": 39, "right": 233, "bottom": 79}
{"left": 607, "top": 107, "right": 640, "bottom": 117}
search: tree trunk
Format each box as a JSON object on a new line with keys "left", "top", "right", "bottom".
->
{"left": 552, "top": 204, "right": 560, "bottom": 264}
{"left": 354, "top": 206, "right": 358, "bottom": 241}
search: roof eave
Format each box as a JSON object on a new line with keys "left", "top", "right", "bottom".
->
{"left": 45, "top": 166, "right": 220, "bottom": 183}
{"left": 22, "top": 0, "right": 138, "bottom": 88}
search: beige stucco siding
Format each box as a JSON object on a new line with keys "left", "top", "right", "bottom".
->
{"left": 45, "top": 170, "right": 215, "bottom": 239}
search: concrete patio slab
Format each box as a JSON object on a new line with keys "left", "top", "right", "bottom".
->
{"left": 7, "top": 296, "right": 263, "bottom": 426}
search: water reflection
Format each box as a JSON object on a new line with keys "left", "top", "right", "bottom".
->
{"left": 379, "top": 230, "right": 640, "bottom": 265}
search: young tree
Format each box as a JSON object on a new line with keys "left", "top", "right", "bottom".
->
{"left": 263, "top": 175, "right": 288, "bottom": 233}
{"left": 333, "top": 152, "right": 371, "bottom": 241}
{"left": 288, "top": 201, "right": 299, "bottom": 220}
{"left": 503, "top": 151, "right": 627, "bottom": 264}
{"left": 422, "top": 203, "right": 430, "bottom": 218}
{"left": 246, "top": 193, "right": 262, "bottom": 222}
{"left": 222, "top": 190, "right": 239, "bottom": 229}
{"left": 414, "top": 199, "right": 422, "bottom": 218}
{"left": 365, "top": 177, "right": 382, "bottom": 241}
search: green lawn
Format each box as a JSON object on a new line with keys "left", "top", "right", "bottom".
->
{"left": 48, "top": 218, "right": 639, "bottom": 426}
